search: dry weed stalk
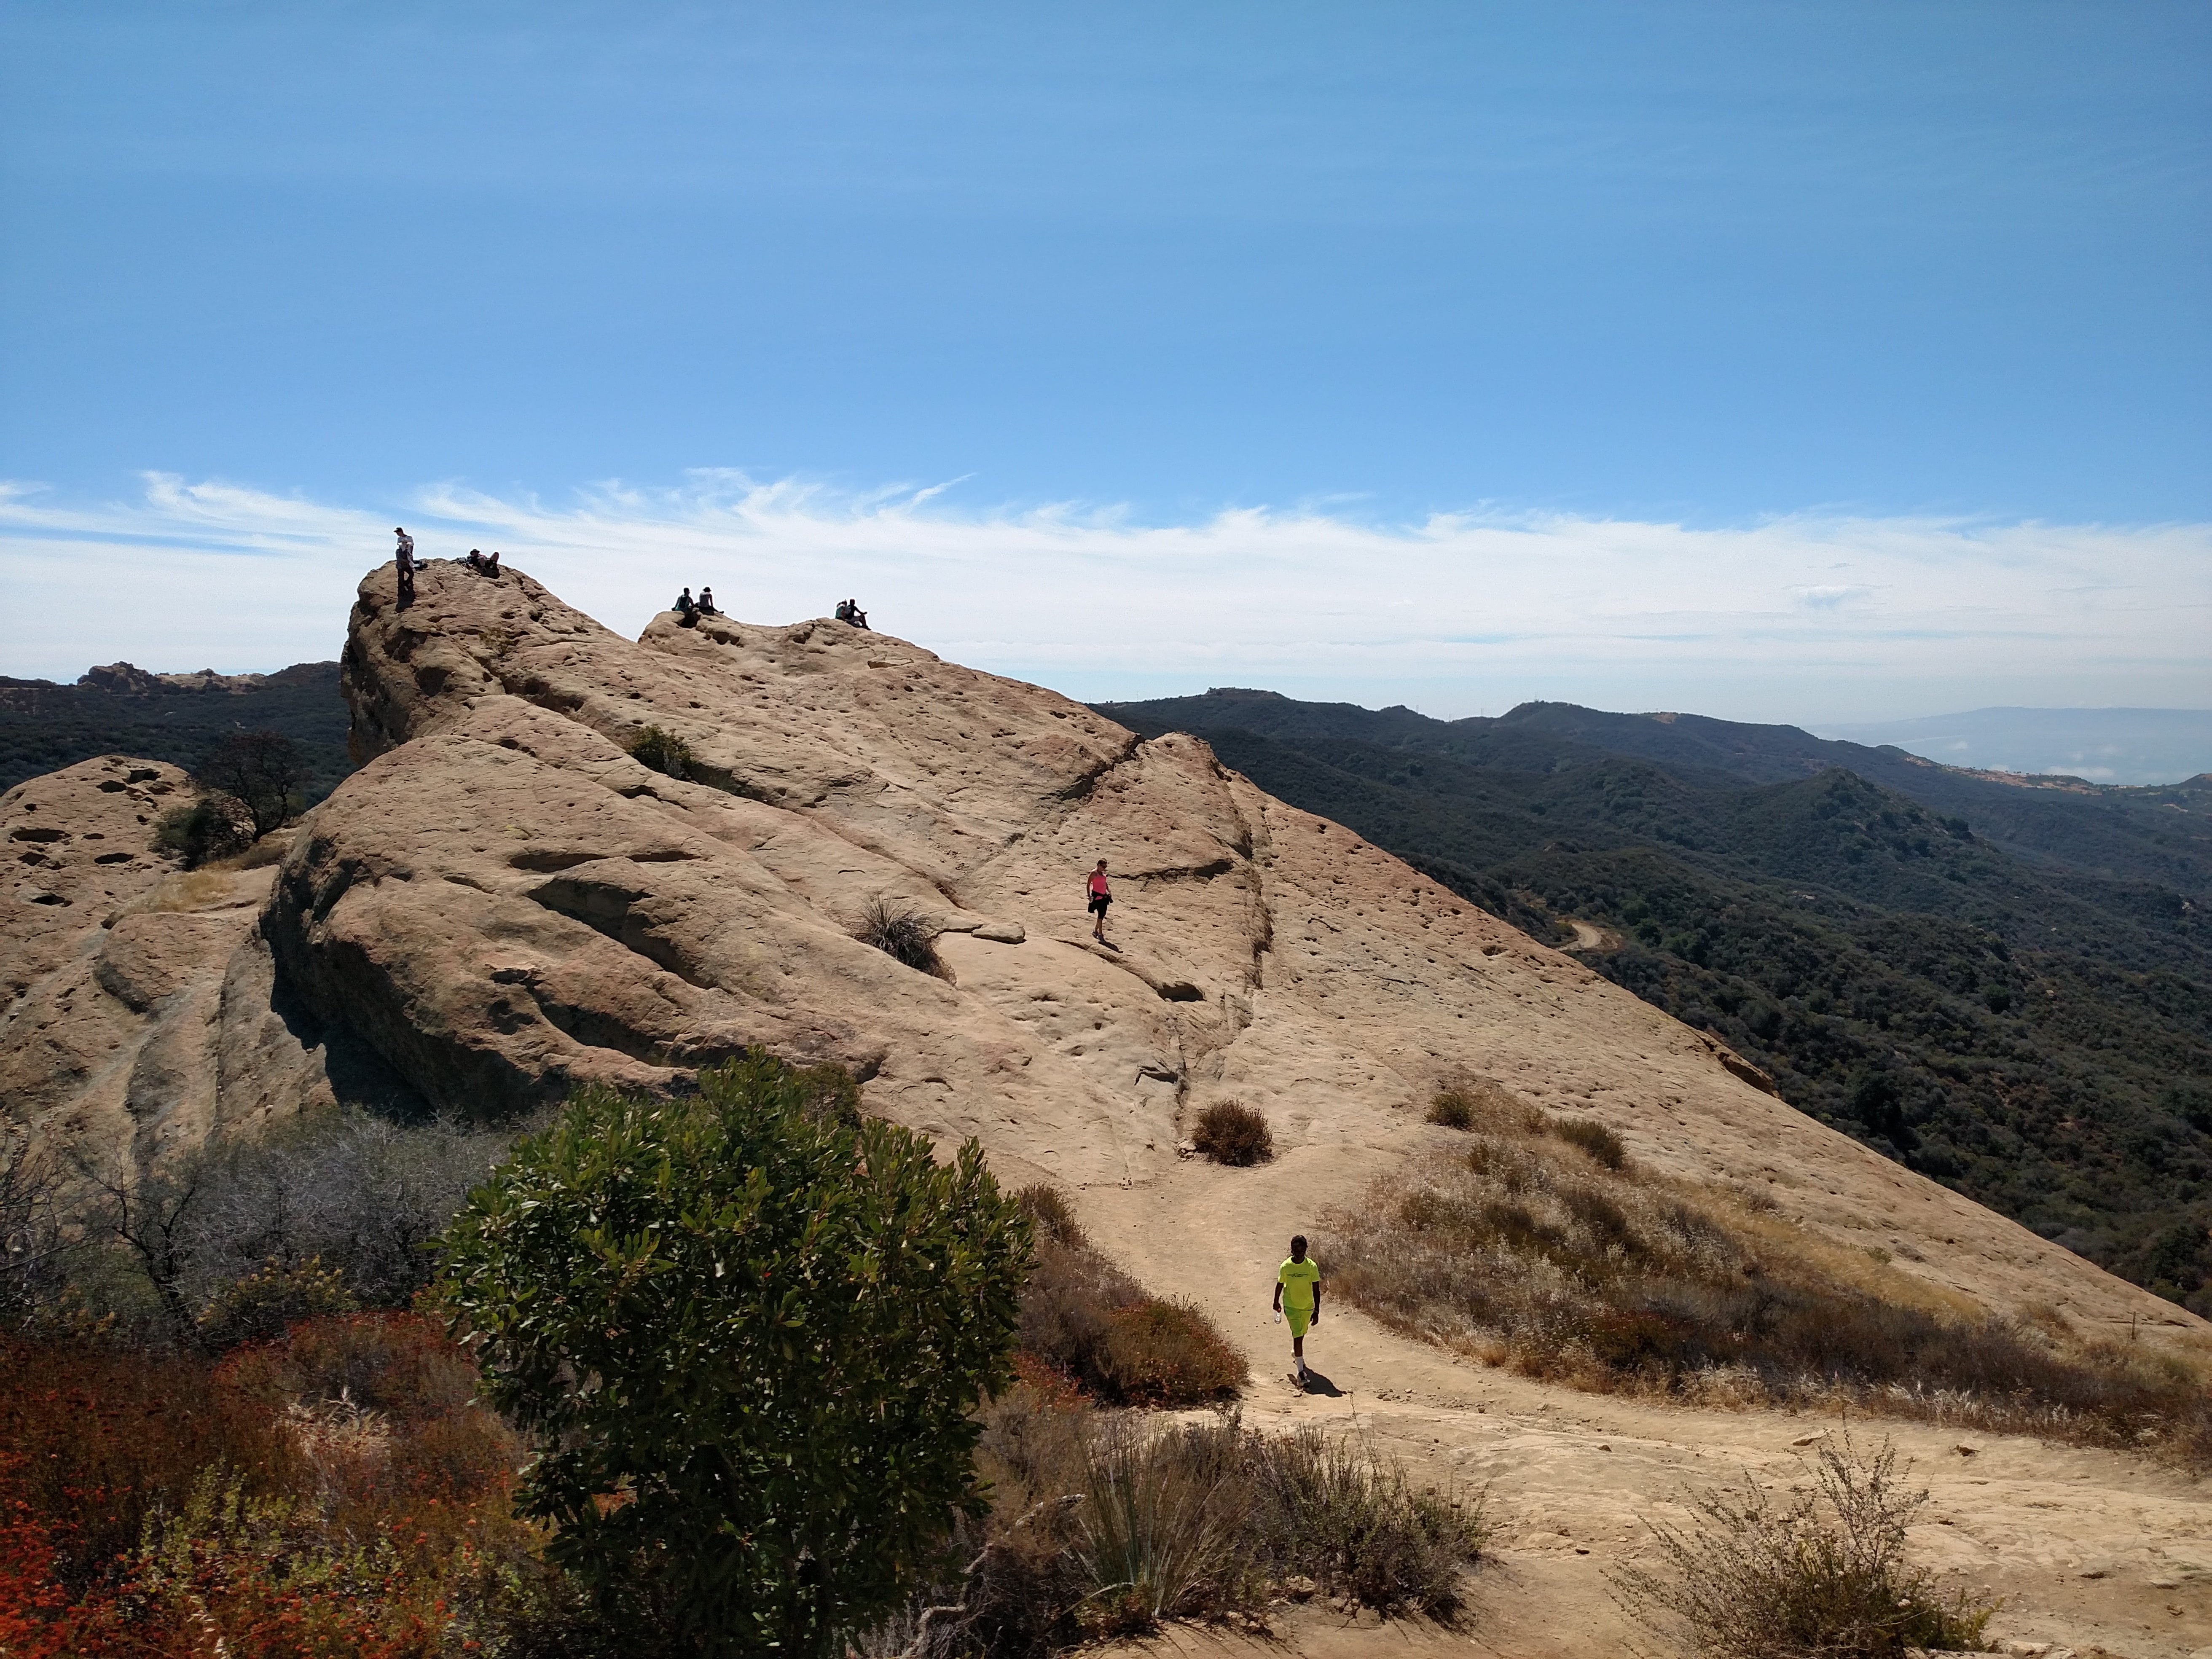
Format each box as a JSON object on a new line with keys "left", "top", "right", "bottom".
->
{"left": 1608, "top": 1433, "right": 1995, "bottom": 1659}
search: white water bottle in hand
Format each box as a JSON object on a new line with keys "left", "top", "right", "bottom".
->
{"left": 1273, "top": 1308, "right": 1282, "bottom": 1323}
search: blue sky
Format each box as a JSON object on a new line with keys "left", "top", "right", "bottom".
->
{"left": 1, "top": 3, "right": 2207, "bottom": 719}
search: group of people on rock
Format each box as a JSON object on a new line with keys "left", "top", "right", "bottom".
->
{"left": 675, "top": 586, "right": 719, "bottom": 624}
{"left": 391, "top": 536, "right": 878, "bottom": 640}
{"left": 389, "top": 530, "right": 503, "bottom": 605}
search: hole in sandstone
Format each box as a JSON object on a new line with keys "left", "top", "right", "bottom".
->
{"left": 10, "top": 827, "right": 66, "bottom": 843}
{"left": 95, "top": 853, "right": 134, "bottom": 864}
{"left": 1156, "top": 982, "right": 1205, "bottom": 1002}
{"left": 29, "top": 893, "right": 68, "bottom": 906}
{"left": 509, "top": 849, "right": 609, "bottom": 872}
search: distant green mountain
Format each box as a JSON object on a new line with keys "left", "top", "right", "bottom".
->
{"left": 1097, "top": 690, "right": 2212, "bottom": 1310}
{"left": 0, "top": 661, "right": 352, "bottom": 802}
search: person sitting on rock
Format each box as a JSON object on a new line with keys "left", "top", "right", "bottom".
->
{"left": 465, "top": 548, "right": 485, "bottom": 572}
{"left": 483, "top": 550, "right": 501, "bottom": 577}
{"left": 698, "top": 585, "right": 717, "bottom": 615}
{"left": 847, "top": 599, "right": 870, "bottom": 629}
{"left": 675, "top": 587, "right": 698, "bottom": 623}
{"left": 834, "top": 599, "right": 853, "bottom": 623}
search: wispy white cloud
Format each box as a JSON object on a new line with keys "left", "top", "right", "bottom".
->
{"left": 1, "top": 471, "right": 2206, "bottom": 724}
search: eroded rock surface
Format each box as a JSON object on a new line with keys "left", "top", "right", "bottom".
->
{"left": 264, "top": 559, "right": 2195, "bottom": 1352}
{"left": 1, "top": 758, "right": 423, "bottom": 1171}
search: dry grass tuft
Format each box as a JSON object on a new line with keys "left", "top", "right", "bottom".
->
{"left": 1015, "top": 1186, "right": 1246, "bottom": 1406}
{"left": 1548, "top": 1115, "right": 1628, "bottom": 1170}
{"left": 1325, "top": 1110, "right": 2212, "bottom": 1467}
{"left": 1610, "top": 1434, "right": 1995, "bottom": 1659}
{"left": 903, "top": 1387, "right": 1486, "bottom": 1656}
{"left": 857, "top": 896, "right": 949, "bottom": 979}
{"left": 1191, "top": 1100, "right": 1274, "bottom": 1166}
{"left": 1427, "top": 1076, "right": 1542, "bottom": 1135}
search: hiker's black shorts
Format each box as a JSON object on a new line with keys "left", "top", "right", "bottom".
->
{"left": 1088, "top": 893, "right": 1111, "bottom": 915}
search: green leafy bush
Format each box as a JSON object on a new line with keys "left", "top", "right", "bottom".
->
{"left": 435, "top": 1053, "right": 1032, "bottom": 1657}
{"left": 152, "top": 798, "right": 251, "bottom": 868}
{"left": 627, "top": 724, "right": 695, "bottom": 779}
{"left": 1191, "top": 1100, "right": 1273, "bottom": 1166}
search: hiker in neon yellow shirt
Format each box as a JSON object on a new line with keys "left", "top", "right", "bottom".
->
{"left": 1272, "top": 1234, "right": 1322, "bottom": 1385}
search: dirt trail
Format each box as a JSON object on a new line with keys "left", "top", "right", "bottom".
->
{"left": 1079, "top": 1143, "right": 2212, "bottom": 1656}
{"left": 1560, "top": 918, "right": 1616, "bottom": 952}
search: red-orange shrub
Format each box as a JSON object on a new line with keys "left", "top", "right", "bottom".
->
{"left": 0, "top": 1315, "right": 550, "bottom": 1656}
{"left": 0, "top": 1335, "right": 301, "bottom": 1593}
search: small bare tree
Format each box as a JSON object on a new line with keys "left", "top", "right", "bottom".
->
{"left": 81, "top": 1153, "right": 207, "bottom": 1342}
{"left": 193, "top": 729, "right": 306, "bottom": 840}
{"left": 0, "top": 1129, "right": 70, "bottom": 1325}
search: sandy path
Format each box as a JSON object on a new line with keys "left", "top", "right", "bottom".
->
{"left": 1076, "top": 1136, "right": 2212, "bottom": 1658}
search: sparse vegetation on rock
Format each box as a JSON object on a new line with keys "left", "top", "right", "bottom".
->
{"left": 1610, "top": 1434, "right": 1995, "bottom": 1659}
{"left": 627, "top": 722, "right": 695, "bottom": 779}
{"left": 1191, "top": 1100, "right": 1273, "bottom": 1165}
{"left": 858, "top": 895, "right": 948, "bottom": 978}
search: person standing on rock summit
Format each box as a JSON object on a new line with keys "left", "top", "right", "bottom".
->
{"left": 1086, "top": 859, "right": 1112, "bottom": 943}
{"left": 393, "top": 528, "right": 416, "bottom": 604}
{"left": 1273, "top": 1235, "right": 1322, "bottom": 1388}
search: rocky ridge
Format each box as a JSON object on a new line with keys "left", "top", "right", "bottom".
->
{"left": 5, "top": 558, "right": 2207, "bottom": 1652}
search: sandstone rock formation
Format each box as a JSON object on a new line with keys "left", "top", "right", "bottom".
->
{"left": 7, "top": 560, "right": 2207, "bottom": 1652}
{"left": 1, "top": 757, "right": 422, "bottom": 1173}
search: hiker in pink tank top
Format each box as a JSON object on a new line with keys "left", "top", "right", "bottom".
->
{"left": 1086, "top": 860, "right": 1112, "bottom": 942}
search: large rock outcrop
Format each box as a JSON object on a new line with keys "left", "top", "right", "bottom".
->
{"left": 1, "top": 757, "right": 418, "bottom": 1172}
{"left": 6, "top": 559, "right": 2194, "bottom": 1345}
{"left": 10, "top": 560, "right": 2208, "bottom": 1649}
{"left": 247, "top": 558, "right": 2187, "bottom": 1343}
